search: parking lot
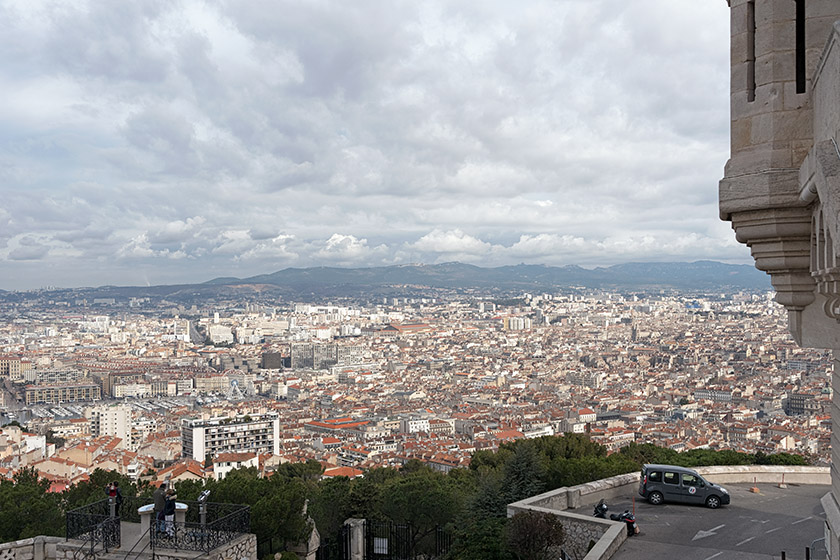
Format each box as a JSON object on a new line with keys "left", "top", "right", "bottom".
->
{"left": 609, "top": 483, "right": 828, "bottom": 560}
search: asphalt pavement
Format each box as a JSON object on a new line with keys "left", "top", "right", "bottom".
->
{"left": 606, "top": 483, "right": 828, "bottom": 560}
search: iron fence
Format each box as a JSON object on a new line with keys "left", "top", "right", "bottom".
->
{"left": 66, "top": 504, "right": 121, "bottom": 560}
{"left": 66, "top": 499, "right": 116, "bottom": 541}
{"left": 66, "top": 497, "right": 250, "bottom": 555}
{"left": 364, "top": 521, "right": 451, "bottom": 560}
{"left": 315, "top": 525, "right": 352, "bottom": 560}
{"left": 150, "top": 503, "right": 250, "bottom": 553}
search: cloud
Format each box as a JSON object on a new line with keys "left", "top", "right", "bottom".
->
{"left": 7, "top": 236, "right": 51, "bottom": 261}
{"left": 117, "top": 234, "right": 187, "bottom": 260}
{"left": 315, "top": 234, "right": 386, "bottom": 265}
{"left": 408, "top": 229, "right": 496, "bottom": 262}
{"left": 238, "top": 234, "right": 299, "bottom": 262}
{"left": 0, "top": 0, "right": 742, "bottom": 289}
{"left": 148, "top": 216, "right": 206, "bottom": 244}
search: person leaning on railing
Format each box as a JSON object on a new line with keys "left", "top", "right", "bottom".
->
{"left": 164, "top": 488, "right": 177, "bottom": 537}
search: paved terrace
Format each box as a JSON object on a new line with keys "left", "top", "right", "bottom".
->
{"left": 508, "top": 466, "right": 830, "bottom": 560}
{"left": 612, "top": 483, "right": 828, "bottom": 560}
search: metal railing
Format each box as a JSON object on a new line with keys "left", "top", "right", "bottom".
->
{"left": 66, "top": 499, "right": 120, "bottom": 542}
{"left": 150, "top": 503, "right": 250, "bottom": 553}
{"left": 70, "top": 516, "right": 121, "bottom": 560}
{"left": 66, "top": 497, "right": 250, "bottom": 557}
{"left": 363, "top": 521, "right": 451, "bottom": 560}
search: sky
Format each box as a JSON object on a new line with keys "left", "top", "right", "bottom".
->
{"left": 0, "top": 0, "right": 740, "bottom": 290}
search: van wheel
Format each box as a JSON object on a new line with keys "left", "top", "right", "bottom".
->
{"left": 706, "top": 495, "right": 721, "bottom": 509}
{"left": 648, "top": 491, "right": 663, "bottom": 505}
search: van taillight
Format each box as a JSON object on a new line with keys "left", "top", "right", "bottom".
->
{"left": 643, "top": 475, "right": 647, "bottom": 485}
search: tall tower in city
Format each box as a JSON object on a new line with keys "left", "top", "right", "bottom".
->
{"left": 719, "top": 1, "right": 840, "bottom": 554}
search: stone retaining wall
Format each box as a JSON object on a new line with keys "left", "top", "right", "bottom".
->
{"left": 53, "top": 533, "right": 256, "bottom": 560}
{"left": 0, "top": 537, "right": 63, "bottom": 560}
{"left": 506, "top": 503, "right": 624, "bottom": 560}
{"left": 209, "top": 533, "right": 256, "bottom": 560}
{"left": 696, "top": 465, "right": 829, "bottom": 486}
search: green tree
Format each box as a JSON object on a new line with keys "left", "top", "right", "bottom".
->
{"left": 380, "top": 469, "right": 463, "bottom": 556}
{"left": 209, "top": 467, "right": 265, "bottom": 505}
{"left": 252, "top": 478, "right": 311, "bottom": 550}
{"left": 62, "top": 468, "right": 141, "bottom": 511}
{"left": 272, "top": 459, "right": 323, "bottom": 482}
{"left": 172, "top": 478, "right": 206, "bottom": 501}
{"left": 345, "top": 468, "right": 399, "bottom": 520}
{"left": 309, "top": 476, "right": 352, "bottom": 540}
{"left": 0, "top": 467, "right": 63, "bottom": 540}
{"left": 502, "top": 443, "right": 545, "bottom": 504}
{"left": 450, "top": 468, "right": 510, "bottom": 560}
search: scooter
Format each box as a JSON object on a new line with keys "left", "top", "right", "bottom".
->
{"left": 610, "top": 510, "right": 640, "bottom": 536}
{"left": 593, "top": 499, "right": 609, "bottom": 519}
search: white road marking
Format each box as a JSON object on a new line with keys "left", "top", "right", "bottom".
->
{"left": 765, "top": 527, "right": 781, "bottom": 534}
{"left": 737, "top": 537, "right": 756, "bottom": 546}
{"left": 792, "top": 516, "right": 813, "bottom": 525}
{"left": 703, "top": 553, "right": 723, "bottom": 560}
{"left": 692, "top": 524, "right": 726, "bottom": 541}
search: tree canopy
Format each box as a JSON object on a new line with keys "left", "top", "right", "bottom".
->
{"left": 0, "top": 434, "right": 811, "bottom": 558}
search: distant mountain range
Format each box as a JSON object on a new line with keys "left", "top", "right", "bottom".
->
{"left": 2, "top": 261, "right": 771, "bottom": 302}
{"left": 206, "top": 260, "right": 770, "bottom": 293}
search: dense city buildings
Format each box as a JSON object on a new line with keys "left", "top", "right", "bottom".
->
{"left": 0, "top": 287, "right": 831, "bottom": 489}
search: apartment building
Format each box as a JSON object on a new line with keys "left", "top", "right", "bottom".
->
{"left": 25, "top": 382, "right": 101, "bottom": 404}
{"left": 181, "top": 413, "right": 280, "bottom": 461}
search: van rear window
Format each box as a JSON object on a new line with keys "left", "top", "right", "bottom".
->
{"left": 664, "top": 472, "right": 679, "bottom": 485}
{"left": 648, "top": 471, "right": 662, "bottom": 482}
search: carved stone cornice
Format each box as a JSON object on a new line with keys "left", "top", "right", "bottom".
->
{"left": 730, "top": 207, "right": 815, "bottom": 311}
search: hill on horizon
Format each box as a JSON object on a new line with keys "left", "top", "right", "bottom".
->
{"left": 0, "top": 261, "right": 771, "bottom": 301}
{"left": 204, "top": 260, "right": 769, "bottom": 293}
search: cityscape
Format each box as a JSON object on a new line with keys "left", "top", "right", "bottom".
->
{"left": 2, "top": 0, "right": 840, "bottom": 558}
{"left": 0, "top": 284, "right": 830, "bottom": 490}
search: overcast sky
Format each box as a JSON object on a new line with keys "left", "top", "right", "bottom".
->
{"left": 0, "top": 0, "right": 739, "bottom": 290}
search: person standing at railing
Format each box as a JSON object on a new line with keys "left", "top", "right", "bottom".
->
{"left": 154, "top": 482, "right": 167, "bottom": 534}
{"left": 164, "top": 488, "right": 177, "bottom": 537}
{"left": 106, "top": 482, "right": 117, "bottom": 517}
{"left": 113, "top": 481, "right": 123, "bottom": 517}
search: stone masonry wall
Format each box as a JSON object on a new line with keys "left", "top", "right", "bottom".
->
{"left": 53, "top": 533, "right": 256, "bottom": 560}
{"left": 506, "top": 504, "right": 624, "bottom": 560}
{"left": 0, "top": 537, "right": 63, "bottom": 560}
{"left": 208, "top": 533, "right": 256, "bottom": 560}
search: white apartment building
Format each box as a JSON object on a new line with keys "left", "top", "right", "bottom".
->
{"left": 208, "top": 325, "right": 234, "bottom": 344}
{"left": 130, "top": 417, "right": 157, "bottom": 450}
{"left": 212, "top": 452, "right": 259, "bottom": 480}
{"left": 400, "top": 417, "right": 430, "bottom": 434}
{"left": 86, "top": 404, "right": 131, "bottom": 447}
{"left": 181, "top": 413, "right": 280, "bottom": 461}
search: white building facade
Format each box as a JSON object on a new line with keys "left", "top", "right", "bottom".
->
{"left": 181, "top": 413, "right": 280, "bottom": 461}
